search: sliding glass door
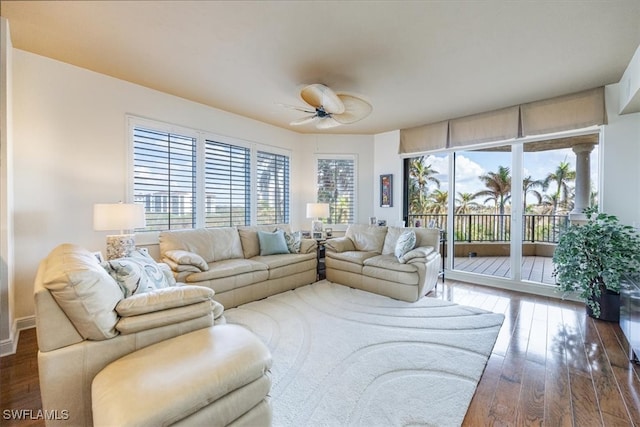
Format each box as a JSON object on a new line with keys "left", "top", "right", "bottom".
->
{"left": 403, "top": 132, "right": 599, "bottom": 288}
{"left": 452, "top": 145, "right": 513, "bottom": 279}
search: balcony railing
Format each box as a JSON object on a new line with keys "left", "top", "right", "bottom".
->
{"left": 407, "top": 214, "right": 569, "bottom": 243}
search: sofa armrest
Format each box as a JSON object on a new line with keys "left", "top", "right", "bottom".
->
{"left": 299, "top": 238, "right": 318, "bottom": 254}
{"left": 325, "top": 237, "right": 356, "bottom": 253}
{"left": 163, "top": 249, "right": 208, "bottom": 271}
{"left": 399, "top": 246, "right": 435, "bottom": 264}
{"left": 114, "top": 286, "right": 223, "bottom": 335}
{"left": 115, "top": 285, "right": 215, "bottom": 317}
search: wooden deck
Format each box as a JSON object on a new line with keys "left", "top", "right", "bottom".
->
{"left": 453, "top": 255, "right": 556, "bottom": 285}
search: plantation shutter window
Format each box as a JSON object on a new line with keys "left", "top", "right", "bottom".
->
{"left": 204, "top": 140, "right": 251, "bottom": 227}
{"left": 256, "top": 151, "right": 290, "bottom": 225}
{"left": 133, "top": 127, "right": 196, "bottom": 231}
{"left": 317, "top": 158, "right": 355, "bottom": 225}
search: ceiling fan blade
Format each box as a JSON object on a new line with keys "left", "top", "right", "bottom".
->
{"left": 276, "top": 103, "right": 315, "bottom": 114}
{"left": 300, "top": 84, "right": 345, "bottom": 115}
{"left": 332, "top": 94, "right": 373, "bottom": 124}
{"left": 315, "top": 117, "right": 341, "bottom": 129}
{"left": 290, "top": 115, "right": 318, "bottom": 126}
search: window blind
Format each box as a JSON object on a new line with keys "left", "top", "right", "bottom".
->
{"left": 256, "top": 151, "right": 290, "bottom": 225}
{"left": 317, "top": 158, "right": 355, "bottom": 225}
{"left": 204, "top": 140, "right": 251, "bottom": 227}
{"left": 133, "top": 127, "right": 197, "bottom": 231}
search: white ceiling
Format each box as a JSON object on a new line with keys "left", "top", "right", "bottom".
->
{"left": 2, "top": 1, "right": 639, "bottom": 135}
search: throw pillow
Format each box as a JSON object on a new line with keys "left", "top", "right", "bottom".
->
{"left": 277, "top": 228, "right": 302, "bottom": 253}
{"left": 257, "top": 230, "right": 290, "bottom": 256}
{"left": 395, "top": 230, "right": 416, "bottom": 260}
{"left": 103, "top": 249, "right": 171, "bottom": 297}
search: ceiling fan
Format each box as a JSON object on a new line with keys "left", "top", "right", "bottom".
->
{"left": 283, "top": 84, "right": 372, "bottom": 129}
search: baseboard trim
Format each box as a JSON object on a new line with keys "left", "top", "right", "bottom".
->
{"left": 0, "top": 315, "right": 36, "bottom": 357}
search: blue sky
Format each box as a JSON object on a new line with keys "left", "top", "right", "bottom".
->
{"left": 422, "top": 146, "right": 599, "bottom": 205}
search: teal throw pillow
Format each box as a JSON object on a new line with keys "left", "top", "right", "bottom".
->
{"left": 258, "top": 230, "right": 290, "bottom": 256}
{"left": 395, "top": 230, "right": 416, "bottom": 260}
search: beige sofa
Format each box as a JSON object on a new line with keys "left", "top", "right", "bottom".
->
{"left": 34, "top": 243, "right": 272, "bottom": 426}
{"left": 159, "top": 224, "right": 317, "bottom": 308}
{"left": 325, "top": 224, "right": 441, "bottom": 302}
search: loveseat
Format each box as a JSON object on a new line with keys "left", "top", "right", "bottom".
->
{"left": 34, "top": 243, "right": 272, "bottom": 426}
{"left": 325, "top": 224, "right": 441, "bottom": 302}
{"left": 159, "top": 224, "right": 318, "bottom": 308}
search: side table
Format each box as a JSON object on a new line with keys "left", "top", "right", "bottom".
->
{"left": 316, "top": 239, "right": 326, "bottom": 280}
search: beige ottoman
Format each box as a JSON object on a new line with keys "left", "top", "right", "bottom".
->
{"left": 92, "top": 324, "right": 272, "bottom": 427}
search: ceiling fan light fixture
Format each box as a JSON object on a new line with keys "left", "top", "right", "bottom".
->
{"left": 283, "top": 83, "right": 372, "bottom": 129}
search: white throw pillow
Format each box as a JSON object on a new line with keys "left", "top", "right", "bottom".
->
{"left": 395, "top": 230, "right": 416, "bottom": 259}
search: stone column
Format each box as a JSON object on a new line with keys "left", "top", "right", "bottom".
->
{"left": 570, "top": 143, "right": 595, "bottom": 222}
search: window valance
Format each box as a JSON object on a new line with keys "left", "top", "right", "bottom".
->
{"left": 399, "top": 87, "right": 606, "bottom": 154}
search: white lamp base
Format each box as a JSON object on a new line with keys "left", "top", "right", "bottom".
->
{"left": 106, "top": 234, "right": 136, "bottom": 260}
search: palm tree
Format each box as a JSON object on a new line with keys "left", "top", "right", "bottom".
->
{"left": 408, "top": 156, "right": 441, "bottom": 218}
{"left": 455, "top": 192, "right": 480, "bottom": 214}
{"left": 475, "top": 165, "right": 511, "bottom": 240}
{"left": 543, "top": 161, "right": 576, "bottom": 215}
{"left": 474, "top": 165, "right": 512, "bottom": 215}
{"left": 427, "top": 189, "right": 448, "bottom": 214}
{"left": 523, "top": 175, "right": 544, "bottom": 213}
{"left": 409, "top": 157, "right": 441, "bottom": 192}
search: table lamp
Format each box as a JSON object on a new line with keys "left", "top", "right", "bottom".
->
{"left": 306, "top": 203, "right": 330, "bottom": 238}
{"left": 94, "top": 202, "right": 146, "bottom": 260}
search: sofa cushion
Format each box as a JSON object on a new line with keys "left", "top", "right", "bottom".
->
{"left": 115, "top": 285, "right": 216, "bottom": 317}
{"left": 325, "top": 250, "right": 379, "bottom": 266}
{"left": 382, "top": 226, "right": 406, "bottom": 255}
{"left": 346, "top": 224, "right": 388, "bottom": 252}
{"left": 41, "top": 243, "right": 124, "bottom": 340}
{"left": 258, "top": 230, "right": 289, "bottom": 256}
{"left": 185, "top": 259, "right": 268, "bottom": 282}
{"left": 363, "top": 254, "right": 417, "bottom": 272}
{"left": 251, "top": 252, "right": 316, "bottom": 269}
{"left": 160, "top": 227, "right": 244, "bottom": 263}
{"left": 163, "top": 249, "right": 208, "bottom": 271}
{"left": 394, "top": 230, "right": 416, "bottom": 259}
{"left": 238, "top": 224, "right": 292, "bottom": 259}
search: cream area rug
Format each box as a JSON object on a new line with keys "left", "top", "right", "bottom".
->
{"left": 223, "top": 281, "right": 505, "bottom": 427}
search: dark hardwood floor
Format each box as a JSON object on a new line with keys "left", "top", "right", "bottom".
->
{"left": 1, "top": 279, "right": 639, "bottom": 426}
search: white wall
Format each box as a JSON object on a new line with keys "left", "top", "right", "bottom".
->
{"left": 0, "top": 18, "right": 16, "bottom": 354}
{"left": 601, "top": 84, "right": 640, "bottom": 224}
{"left": 373, "top": 130, "right": 403, "bottom": 225}
{"left": 10, "top": 49, "right": 375, "bottom": 328}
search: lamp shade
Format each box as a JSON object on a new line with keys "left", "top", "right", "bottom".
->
{"left": 93, "top": 203, "right": 146, "bottom": 232}
{"left": 306, "top": 203, "right": 330, "bottom": 219}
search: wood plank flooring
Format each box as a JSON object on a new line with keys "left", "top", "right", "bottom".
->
{"left": 2, "top": 279, "right": 639, "bottom": 426}
{"left": 454, "top": 255, "right": 557, "bottom": 285}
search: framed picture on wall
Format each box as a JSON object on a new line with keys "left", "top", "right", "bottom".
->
{"left": 380, "top": 174, "right": 393, "bottom": 208}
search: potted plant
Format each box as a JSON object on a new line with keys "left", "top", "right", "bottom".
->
{"left": 552, "top": 208, "right": 640, "bottom": 321}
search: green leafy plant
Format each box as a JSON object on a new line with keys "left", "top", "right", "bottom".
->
{"left": 552, "top": 208, "right": 640, "bottom": 317}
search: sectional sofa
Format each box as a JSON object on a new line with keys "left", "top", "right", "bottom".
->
{"left": 159, "top": 224, "right": 318, "bottom": 308}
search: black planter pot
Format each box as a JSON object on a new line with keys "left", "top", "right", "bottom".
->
{"left": 586, "top": 289, "right": 620, "bottom": 322}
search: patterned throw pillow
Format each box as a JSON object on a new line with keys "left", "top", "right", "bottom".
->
{"left": 395, "top": 230, "right": 417, "bottom": 260}
{"left": 103, "top": 249, "right": 171, "bottom": 297}
{"left": 278, "top": 228, "right": 302, "bottom": 254}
